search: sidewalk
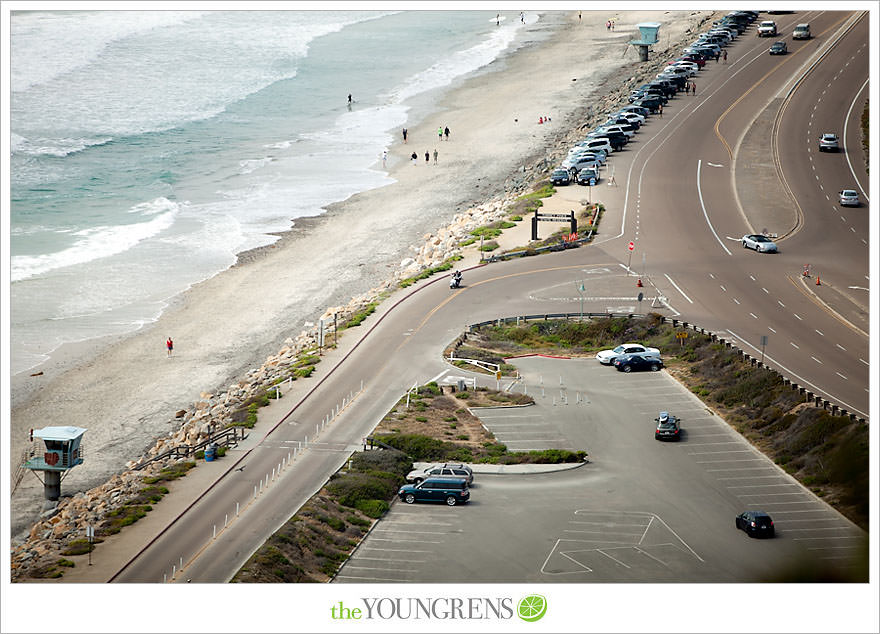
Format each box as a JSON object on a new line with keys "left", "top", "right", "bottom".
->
{"left": 411, "top": 460, "right": 587, "bottom": 475}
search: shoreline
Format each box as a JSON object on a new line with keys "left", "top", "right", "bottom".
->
{"left": 9, "top": 10, "right": 716, "bottom": 539}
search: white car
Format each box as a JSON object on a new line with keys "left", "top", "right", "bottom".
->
{"left": 839, "top": 189, "right": 860, "bottom": 207}
{"left": 615, "top": 111, "right": 645, "bottom": 125}
{"left": 596, "top": 124, "right": 634, "bottom": 138}
{"left": 596, "top": 343, "right": 661, "bottom": 365}
{"left": 757, "top": 20, "right": 777, "bottom": 37}
{"left": 742, "top": 234, "right": 778, "bottom": 253}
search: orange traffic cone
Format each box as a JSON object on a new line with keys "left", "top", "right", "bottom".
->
{"left": 816, "top": 275, "right": 821, "bottom": 286}
{"left": 637, "top": 278, "right": 643, "bottom": 287}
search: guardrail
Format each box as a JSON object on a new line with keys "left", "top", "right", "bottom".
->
{"left": 454, "top": 312, "right": 866, "bottom": 424}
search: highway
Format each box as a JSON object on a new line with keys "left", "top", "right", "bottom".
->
{"left": 110, "top": 10, "right": 870, "bottom": 583}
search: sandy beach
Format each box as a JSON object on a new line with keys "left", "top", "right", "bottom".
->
{"left": 9, "top": 10, "right": 716, "bottom": 539}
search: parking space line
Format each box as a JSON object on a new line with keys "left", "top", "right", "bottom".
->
{"left": 735, "top": 492, "right": 807, "bottom": 497}
{"left": 343, "top": 565, "right": 415, "bottom": 572}
{"left": 633, "top": 546, "right": 668, "bottom": 567}
{"left": 356, "top": 547, "right": 432, "bottom": 553}
{"left": 596, "top": 549, "right": 632, "bottom": 568}
{"left": 726, "top": 483, "right": 799, "bottom": 489}
{"left": 561, "top": 532, "right": 640, "bottom": 543}
{"left": 684, "top": 441, "right": 745, "bottom": 446}
{"left": 793, "top": 536, "right": 862, "bottom": 541}
{"left": 806, "top": 545, "right": 861, "bottom": 550}
{"left": 716, "top": 475, "right": 786, "bottom": 480}
{"left": 782, "top": 527, "right": 857, "bottom": 532}
{"left": 372, "top": 529, "right": 454, "bottom": 535}
{"left": 348, "top": 557, "right": 426, "bottom": 563}
{"left": 368, "top": 537, "right": 443, "bottom": 544}
{"left": 688, "top": 449, "right": 754, "bottom": 455}
{"left": 569, "top": 521, "right": 648, "bottom": 528}
{"left": 334, "top": 574, "right": 410, "bottom": 582}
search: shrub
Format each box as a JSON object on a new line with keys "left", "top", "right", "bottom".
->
{"left": 294, "top": 366, "right": 315, "bottom": 378}
{"left": 327, "top": 472, "right": 400, "bottom": 507}
{"left": 355, "top": 499, "right": 389, "bottom": 519}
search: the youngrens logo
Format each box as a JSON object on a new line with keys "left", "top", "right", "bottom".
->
{"left": 330, "top": 594, "right": 547, "bottom": 622}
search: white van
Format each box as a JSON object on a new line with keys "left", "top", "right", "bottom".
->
{"left": 793, "top": 23, "right": 811, "bottom": 39}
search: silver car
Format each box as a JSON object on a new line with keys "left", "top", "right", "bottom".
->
{"left": 818, "top": 133, "right": 839, "bottom": 152}
{"left": 596, "top": 343, "right": 661, "bottom": 365}
{"left": 839, "top": 189, "right": 860, "bottom": 206}
{"left": 742, "top": 234, "right": 778, "bottom": 253}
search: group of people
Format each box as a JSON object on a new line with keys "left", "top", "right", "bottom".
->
{"left": 402, "top": 125, "right": 449, "bottom": 166}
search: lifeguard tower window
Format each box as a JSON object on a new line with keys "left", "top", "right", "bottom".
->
{"left": 630, "top": 22, "right": 661, "bottom": 62}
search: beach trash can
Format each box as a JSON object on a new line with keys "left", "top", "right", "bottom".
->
{"left": 205, "top": 443, "right": 216, "bottom": 462}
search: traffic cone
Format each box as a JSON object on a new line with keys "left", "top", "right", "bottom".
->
{"left": 816, "top": 275, "right": 821, "bottom": 286}
{"left": 637, "top": 278, "right": 643, "bottom": 287}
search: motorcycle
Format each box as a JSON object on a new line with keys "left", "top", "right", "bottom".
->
{"left": 449, "top": 272, "right": 463, "bottom": 289}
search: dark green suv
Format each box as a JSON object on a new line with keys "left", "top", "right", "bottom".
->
{"left": 398, "top": 477, "right": 470, "bottom": 506}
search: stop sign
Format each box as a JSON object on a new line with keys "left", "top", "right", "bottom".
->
{"left": 628, "top": 241, "right": 635, "bottom": 251}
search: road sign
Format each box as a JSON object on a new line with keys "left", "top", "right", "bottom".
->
{"left": 495, "top": 370, "right": 502, "bottom": 380}
{"left": 675, "top": 331, "right": 688, "bottom": 339}
{"left": 628, "top": 241, "right": 635, "bottom": 251}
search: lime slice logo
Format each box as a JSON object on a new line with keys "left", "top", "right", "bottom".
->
{"left": 517, "top": 594, "right": 547, "bottom": 622}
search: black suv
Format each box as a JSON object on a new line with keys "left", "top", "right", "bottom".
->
{"left": 550, "top": 168, "right": 571, "bottom": 186}
{"left": 398, "top": 477, "right": 470, "bottom": 506}
{"left": 735, "top": 511, "right": 775, "bottom": 538}
{"left": 614, "top": 354, "right": 663, "bottom": 372}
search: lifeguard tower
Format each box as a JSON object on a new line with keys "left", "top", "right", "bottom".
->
{"left": 23, "top": 426, "right": 86, "bottom": 501}
{"left": 630, "top": 22, "right": 661, "bottom": 61}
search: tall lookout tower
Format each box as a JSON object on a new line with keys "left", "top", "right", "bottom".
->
{"left": 23, "top": 426, "right": 86, "bottom": 502}
{"left": 630, "top": 22, "right": 661, "bottom": 62}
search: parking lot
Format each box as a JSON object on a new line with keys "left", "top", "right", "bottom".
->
{"left": 335, "top": 357, "right": 865, "bottom": 583}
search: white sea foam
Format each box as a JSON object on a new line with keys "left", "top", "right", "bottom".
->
{"left": 11, "top": 198, "right": 180, "bottom": 281}
{"left": 10, "top": 132, "right": 114, "bottom": 158}
{"left": 388, "top": 18, "right": 522, "bottom": 105}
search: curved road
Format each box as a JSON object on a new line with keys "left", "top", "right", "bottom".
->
{"left": 110, "top": 10, "right": 870, "bottom": 583}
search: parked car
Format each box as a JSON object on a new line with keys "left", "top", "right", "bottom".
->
{"left": 614, "top": 354, "right": 663, "bottom": 373}
{"left": 839, "top": 189, "right": 860, "bottom": 206}
{"left": 769, "top": 41, "right": 787, "bottom": 55}
{"left": 577, "top": 167, "right": 600, "bottom": 185}
{"left": 757, "top": 20, "right": 777, "bottom": 37}
{"left": 596, "top": 343, "right": 661, "bottom": 365}
{"left": 406, "top": 463, "right": 474, "bottom": 485}
{"left": 654, "top": 411, "right": 681, "bottom": 441}
{"left": 550, "top": 168, "right": 571, "bottom": 186}
{"left": 742, "top": 234, "right": 778, "bottom": 253}
{"left": 735, "top": 511, "right": 775, "bottom": 538}
{"left": 615, "top": 111, "right": 646, "bottom": 126}
{"left": 633, "top": 97, "right": 663, "bottom": 114}
{"left": 618, "top": 105, "right": 650, "bottom": 118}
{"left": 818, "top": 133, "right": 839, "bottom": 152}
{"left": 792, "top": 23, "right": 811, "bottom": 39}
{"left": 398, "top": 477, "right": 470, "bottom": 505}
{"left": 581, "top": 138, "right": 614, "bottom": 155}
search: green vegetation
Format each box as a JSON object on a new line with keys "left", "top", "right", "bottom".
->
{"left": 233, "top": 449, "right": 411, "bottom": 583}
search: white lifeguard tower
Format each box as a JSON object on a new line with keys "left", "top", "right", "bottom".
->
{"left": 23, "top": 426, "right": 87, "bottom": 501}
{"left": 630, "top": 22, "right": 661, "bottom": 61}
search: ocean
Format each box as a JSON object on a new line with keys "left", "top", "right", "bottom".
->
{"left": 9, "top": 9, "right": 529, "bottom": 376}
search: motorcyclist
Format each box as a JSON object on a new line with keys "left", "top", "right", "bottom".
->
{"left": 450, "top": 270, "right": 463, "bottom": 288}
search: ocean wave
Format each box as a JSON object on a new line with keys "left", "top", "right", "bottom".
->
{"left": 387, "top": 17, "right": 523, "bottom": 105}
{"left": 239, "top": 157, "right": 276, "bottom": 175}
{"left": 11, "top": 199, "right": 180, "bottom": 282}
{"left": 10, "top": 132, "right": 115, "bottom": 158}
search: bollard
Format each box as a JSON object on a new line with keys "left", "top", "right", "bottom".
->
{"left": 213, "top": 525, "right": 216, "bottom": 539}
{"left": 164, "top": 573, "right": 167, "bottom": 583}
{"left": 272, "top": 467, "right": 275, "bottom": 480}
{"left": 254, "top": 485, "right": 257, "bottom": 499}
{"left": 541, "top": 387, "right": 545, "bottom": 398}
{"left": 180, "top": 557, "right": 183, "bottom": 571}
{"left": 236, "top": 501, "right": 240, "bottom": 516}
{"left": 225, "top": 513, "right": 228, "bottom": 528}
{"left": 173, "top": 564, "right": 176, "bottom": 579}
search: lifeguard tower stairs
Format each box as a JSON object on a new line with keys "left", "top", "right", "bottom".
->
{"left": 629, "top": 22, "right": 661, "bottom": 61}
{"left": 22, "top": 426, "right": 87, "bottom": 502}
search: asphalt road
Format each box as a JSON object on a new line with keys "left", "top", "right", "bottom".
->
{"left": 335, "top": 358, "right": 865, "bottom": 583}
{"left": 110, "top": 10, "right": 870, "bottom": 584}
{"left": 589, "top": 9, "right": 869, "bottom": 417}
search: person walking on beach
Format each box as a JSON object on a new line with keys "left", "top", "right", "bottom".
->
{"left": 433, "top": 148, "right": 438, "bottom": 164}
{"left": 444, "top": 126, "right": 450, "bottom": 140}
{"left": 166, "top": 337, "right": 173, "bottom": 357}
{"left": 411, "top": 151, "right": 418, "bottom": 164}
{"left": 496, "top": 13, "right": 500, "bottom": 26}
{"left": 348, "top": 93, "right": 352, "bottom": 104}
{"left": 382, "top": 149, "right": 387, "bottom": 168}
{"left": 402, "top": 128, "right": 408, "bottom": 143}
{"left": 438, "top": 126, "right": 443, "bottom": 141}
{"left": 606, "top": 20, "right": 611, "bottom": 30}
{"left": 425, "top": 150, "right": 430, "bottom": 163}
